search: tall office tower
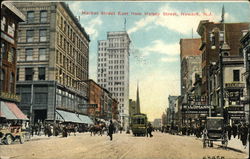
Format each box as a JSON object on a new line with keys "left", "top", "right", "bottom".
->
{"left": 97, "top": 31, "right": 130, "bottom": 128}
{"left": 14, "top": 2, "right": 90, "bottom": 124}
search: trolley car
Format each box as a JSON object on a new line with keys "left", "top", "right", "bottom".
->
{"left": 131, "top": 113, "right": 148, "bottom": 136}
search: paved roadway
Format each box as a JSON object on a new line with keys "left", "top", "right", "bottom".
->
{"left": 0, "top": 131, "right": 248, "bottom": 159}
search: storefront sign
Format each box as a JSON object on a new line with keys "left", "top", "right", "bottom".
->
{"left": 225, "top": 83, "right": 245, "bottom": 88}
{"left": 227, "top": 106, "right": 245, "bottom": 117}
{"left": 182, "top": 105, "right": 215, "bottom": 114}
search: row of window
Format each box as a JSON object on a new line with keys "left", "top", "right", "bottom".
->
{"left": 98, "top": 47, "right": 107, "bottom": 51}
{"left": 98, "top": 63, "right": 107, "bottom": 67}
{"left": 98, "top": 42, "right": 107, "bottom": 46}
{"left": 16, "top": 67, "right": 46, "bottom": 81}
{"left": 109, "top": 38, "right": 126, "bottom": 42}
{"left": 19, "top": 48, "right": 46, "bottom": 61}
{"left": 57, "top": 33, "right": 88, "bottom": 67}
{"left": 57, "top": 14, "right": 88, "bottom": 52}
{"left": 108, "top": 71, "right": 125, "bottom": 75}
{"left": 108, "top": 76, "right": 125, "bottom": 80}
{"left": 109, "top": 43, "right": 127, "bottom": 48}
{"left": 108, "top": 60, "right": 125, "bottom": 64}
{"left": 26, "top": 10, "right": 48, "bottom": 23}
{"left": 26, "top": 29, "right": 47, "bottom": 42}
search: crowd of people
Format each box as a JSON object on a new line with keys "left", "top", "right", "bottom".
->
{"left": 161, "top": 121, "right": 249, "bottom": 148}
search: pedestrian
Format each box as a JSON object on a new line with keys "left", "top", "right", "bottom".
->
{"left": 119, "top": 126, "right": 123, "bottom": 134}
{"left": 225, "top": 124, "right": 232, "bottom": 140}
{"left": 241, "top": 123, "right": 248, "bottom": 148}
{"left": 108, "top": 120, "right": 115, "bottom": 141}
{"left": 237, "top": 123, "right": 242, "bottom": 139}
{"left": 147, "top": 122, "right": 153, "bottom": 137}
{"left": 62, "top": 125, "right": 68, "bottom": 137}
{"left": 232, "top": 123, "right": 237, "bottom": 138}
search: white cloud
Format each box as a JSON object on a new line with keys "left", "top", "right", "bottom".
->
{"left": 83, "top": 16, "right": 103, "bottom": 39}
{"left": 160, "top": 57, "right": 179, "bottom": 62}
{"left": 68, "top": 2, "right": 83, "bottom": 16}
{"left": 140, "top": 40, "right": 180, "bottom": 57}
{"left": 128, "top": 5, "right": 233, "bottom": 35}
{"left": 128, "top": 16, "right": 155, "bottom": 34}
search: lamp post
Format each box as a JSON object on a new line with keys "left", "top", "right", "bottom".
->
{"left": 29, "top": 70, "right": 35, "bottom": 135}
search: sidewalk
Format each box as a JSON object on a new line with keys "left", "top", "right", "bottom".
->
{"left": 227, "top": 137, "right": 249, "bottom": 154}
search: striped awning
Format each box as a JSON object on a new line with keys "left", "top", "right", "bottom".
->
{"left": 0, "top": 102, "right": 28, "bottom": 120}
{"left": 78, "top": 114, "right": 94, "bottom": 125}
{"left": 56, "top": 109, "right": 83, "bottom": 123}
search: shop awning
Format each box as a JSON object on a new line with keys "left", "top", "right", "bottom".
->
{"left": 78, "top": 114, "right": 94, "bottom": 125}
{"left": 0, "top": 102, "right": 28, "bottom": 120}
{"left": 56, "top": 110, "right": 83, "bottom": 123}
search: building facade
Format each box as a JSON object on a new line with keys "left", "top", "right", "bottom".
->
{"left": 240, "top": 31, "right": 250, "bottom": 123}
{"left": 197, "top": 20, "right": 249, "bottom": 101}
{"left": 208, "top": 56, "right": 247, "bottom": 123}
{"left": 97, "top": 31, "right": 130, "bottom": 128}
{"left": 14, "top": 2, "right": 90, "bottom": 124}
{"left": 1, "top": 2, "right": 25, "bottom": 110}
{"left": 166, "top": 95, "right": 178, "bottom": 125}
{"left": 180, "top": 38, "right": 201, "bottom": 96}
{"left": 86, "top": 79, "right": 119, "bottom": 122}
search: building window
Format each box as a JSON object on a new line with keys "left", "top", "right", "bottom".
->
{"left": 8, "top": 47, "right": 15, "bottom": 63}
{"left": 0, "top": 69, "right": 5, "bottom": 91}
{"left": 39, "top": 30, "right": 47, "bottom": 42}
{"left": 40, "top": 10, "right": 47, "bottom": 23}
{"left": 25, "top": 68, "right": 33, "bottom": 81}
{"left": 38, "top": 67, "right": 46, "bottom": 80}
{"left": 1, "top": 42, "right": 7, "bottom": 59}
{"left": 26, "top": 30, "right": 34, "bottom": 42}
{"left": 1, "top": 16, "right": 6, "bottom": 31}
{"left": 219, "top": 31, "right": 224, "bottom": 42}
{"left": 25, "top": 49, "right": 33, "bottom": 61}
{"left": 10, "top": 73, "right": 14, "bottom": 93}
{"left": 233, "top": 70, "right": 240, "bottom": 82}
{"left": 39, "top": 48, "right": 46, "bottom": 60}
{"left": 27, "top": 11, "right": 35, "bottom": 23}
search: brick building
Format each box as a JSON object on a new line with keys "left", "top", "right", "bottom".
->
{"left": 197, "top": 20, "right": 249, "bottom": 100}
{"left": 0, "top": 2, "right": 27, "bottom": 121}
{"left": 86, "top": 79, "right": 119, "bottom": 122}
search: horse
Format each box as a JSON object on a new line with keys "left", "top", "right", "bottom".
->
{"left": 89, "top": 123, "right": 106, "bottom": 136}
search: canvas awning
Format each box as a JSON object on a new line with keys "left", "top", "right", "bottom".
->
{"left": 78, "top": 114, "right": 94, "bottom": 125}
{"left": 0, "top": 102, "right": 28, "bottom": 120}
{"left": 56, "top": 110, "right": 83, "bottom": 123}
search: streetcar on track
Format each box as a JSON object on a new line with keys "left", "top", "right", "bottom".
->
{"left": 130, "top": 113, "right": 148, "bottom": 136}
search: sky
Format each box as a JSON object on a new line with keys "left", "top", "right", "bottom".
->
{"left": 67, "top": 1, "right": 250, "bottom": 121}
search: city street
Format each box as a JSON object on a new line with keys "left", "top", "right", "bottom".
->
{"left": 0, "top": 132, "right": 248, "bottom": 159}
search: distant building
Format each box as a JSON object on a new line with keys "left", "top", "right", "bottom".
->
{"left": 152, "top": 118, "right": 162, "bottom": 128}
{"left": 167, "top": 95, "right": 178, "bottom": 125}
{"left": 86, "top": 79, "right": 118, "bottom": 122}
{"left": 97, "top": 31, "right": 131, "bottom": 128}
{"left": 14, "top": 2, "right": 90, "bottom": 124}
{"left": 180, "top": 38, "right": 202, "bottom": 96}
